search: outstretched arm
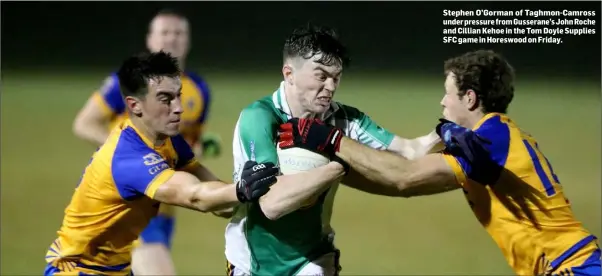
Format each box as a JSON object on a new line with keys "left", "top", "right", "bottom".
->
{"left": 387, "top": 131, "right": 445, "bottom": 160}
{"left": 73, "top": 76, "right": 122, "bottom": 146}
{"left": 337, "top": 137, "right": 460, "bottom": 197}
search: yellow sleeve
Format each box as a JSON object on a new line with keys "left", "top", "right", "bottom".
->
{"left": 91, "top": 92, "right": 117, "bottom": 118}
{"left": 179, "top": 159, "right": 202, "bottom": 173}
{"left": 441, "top": 153, "right": 469, "bottom": 187}
{"left": 144, "top": 169, "right": 176, "bottom": 199}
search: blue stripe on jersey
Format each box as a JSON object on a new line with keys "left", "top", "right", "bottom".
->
{"left": 101, "top": 73, "right": 125, "bottom": 114}
{"left": 170, "top": 134, "right": 195, "bottom": 169}
{"left": 550, "top": 235, "right": 597, "bottom": 271}
{"left": 523, "top": 140, "right": 556, "bottom": 196}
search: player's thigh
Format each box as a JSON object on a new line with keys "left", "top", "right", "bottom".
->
{"left": 226, "top": 260, "right": 250, "bottom": 276}
{"left": 295, "top": 250, "right": 342, "bottom": 276}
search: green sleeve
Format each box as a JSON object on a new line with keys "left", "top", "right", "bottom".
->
{"left": 340, "top": 104, "right": 395, "bottom": 150}
{"left": 234, "top": 103, "right": 279, "bottom": 166}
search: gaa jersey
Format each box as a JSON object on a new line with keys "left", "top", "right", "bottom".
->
{"left": 45, "top": 119, "right": 199, "bottom": 276}
{"left": 89, "top": 70, "right": 210, "bottom": 250}
{"left": 91, "top": 70, "right": 211, "bottom": 146}
{"left": 225, "top": 82, "right": 396, "bottom": 276}
{"left": 442, "top": 113, "right": 599, "bottom": 276}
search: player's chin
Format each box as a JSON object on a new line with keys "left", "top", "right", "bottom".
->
{"left": 164, "top": 125, "right": 181, "bottom": 137}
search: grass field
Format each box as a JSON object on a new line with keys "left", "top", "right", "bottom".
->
{"left": 1, "top": 70, "right": 600, "bottom": 275}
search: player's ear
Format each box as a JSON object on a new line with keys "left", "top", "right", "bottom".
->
{"left": 282, "top": 63, "right": 294, "bottom": 85}
{"left": 465, "top": 89, "right": 479, "bottom": 111}
{"left": 125, "top": 96, "right": 143, "bottom": 117}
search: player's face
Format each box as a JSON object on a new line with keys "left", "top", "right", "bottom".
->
{"left": 290, "top": 55, "right": 342, "bottom": 114}
{"left": 140, "top": 76, "right": 183, "bottom": 137}
{"left": 441, "top": 72, "right": 472, "bottom": 127}
{"left": 147, "top": 16, "right": 190, "bottom": 60}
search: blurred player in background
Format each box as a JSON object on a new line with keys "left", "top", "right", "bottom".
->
{"left": 278, "top": 49, "right": 600, "bottom": 276}
{"left": 225, "top": 24, "right": 441, "bottom": 276}
{"left": 45, "top": 51, "right": 278, "bottom": 276}
{"left": 71, "top": 9, "right": 223, "bottom": 275}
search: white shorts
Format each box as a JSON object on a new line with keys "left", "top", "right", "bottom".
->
{"left": 226, "top": 250, "right": 341, "bottom": 276}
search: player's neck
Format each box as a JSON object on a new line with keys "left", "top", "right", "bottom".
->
{"left": 464, "top": 111, "right": 486, "bottom": 129}
{"left": 130, "top": 117, "right": 168, "bottom": 147}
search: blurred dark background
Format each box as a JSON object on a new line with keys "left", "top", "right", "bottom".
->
{"left": 2, "top": 1, "right": 600, "bottom": 78}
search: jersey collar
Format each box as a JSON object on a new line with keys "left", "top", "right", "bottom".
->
{"left": 122, "top": 118, "right": 168, "bottom": 149}
{"left": 272, "top": 81, "right": 340, "bottom": 120}
{"left": 473, "top": 112, "right": 507, "bottom": 130}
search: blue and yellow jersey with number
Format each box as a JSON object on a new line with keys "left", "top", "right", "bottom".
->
{"left": 442, "top": 113, "right": 599, "bottom": 276}
{"left": 45, "top": 119, "right": 199, "bottom": 276}
{"left": 92, "top": 70, "right": 211, "bottom": 146}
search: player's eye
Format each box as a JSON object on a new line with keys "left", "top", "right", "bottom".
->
{"left": 159, "top": 96, "right": 171, "bottom": 104}
{"left": 316, "top": 74, "right": 327, "bottom": 81}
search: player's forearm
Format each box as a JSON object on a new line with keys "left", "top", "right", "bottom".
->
{"left": 412, "top": 130, "right": 445, "bottom": 156}
{"left": 190, "top": 182, "right": 239, "bottom": 212}
{"left": 155, "top": 173, "right": 239, "bottom": 213}
{"left": 388, "top": 131, "right": 444, "bottom": 160}
{"left": 259, "top": 162, "right": 345, "bottom": 220}
{"left": 211, "top": 207, "right": 236, "bottom": 219}
{"left": 337, "top": 137, "right": 414, "bottom": 194}
{"left": 338, "top": 138, "right": 460, "bottom": 197}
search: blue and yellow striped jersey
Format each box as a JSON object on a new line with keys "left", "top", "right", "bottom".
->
{"left": 442, "top": 113, "right": 598, "bottom": 275}
{"left": 92, "top": 70, "right": 211, "bottom": 146}
{"left": 46, "top": 119, "right": 199, "bottom": 275}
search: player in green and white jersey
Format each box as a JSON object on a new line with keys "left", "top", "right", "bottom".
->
{"left": 225, "top": 24, "right": 442, "bottom": 276}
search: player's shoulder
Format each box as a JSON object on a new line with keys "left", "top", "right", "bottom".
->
{"left": 183, "top": 71, "right": 210, "bottom": 89}
{"left": 332, "top": 101, "right": 367, "bottom": 120}
{"left": 474, "top": 113, "right": 513, "bottom": 162}
{"left": 98, "top": 72, "right": 121, "bottom": 94}
{"left": 110, "top": 126, "right": 156, "bottom": 163}
{"left": 475, "top": 114, "right": 512, "bottom": 140}
{"left": 240, "top": 96, "right": 280, "bottom": 120}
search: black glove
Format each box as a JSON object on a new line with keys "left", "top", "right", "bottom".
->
{"left": 278, "top": 118, "right": 349, "bottom": 173}
{"left": 436, "top": 119, "right": 500, "bottom": 185}
{"left": 435, "top": 118, "right": 492, "bottom": 164}
{"left": 236, "top": 161, "right": 279, "bottom": 203}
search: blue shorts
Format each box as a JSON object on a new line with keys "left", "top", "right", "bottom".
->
{"left": 138, "top": 208, "right": 176, "bottom": 248}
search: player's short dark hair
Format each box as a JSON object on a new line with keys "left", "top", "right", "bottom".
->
{"left": 116, "top": 51, "right": 181, "bottom": 98}
{"left": 444, "top": 49, "right": 515, "bottom": 114}
{"left": 283, "top": 23, "right": 350, "bottom": 68}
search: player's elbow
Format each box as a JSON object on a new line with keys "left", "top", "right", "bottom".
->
{"left": 258, "top": 196, "right": 286, "bottom": 220}
{"left": 189, "top": 190, "right": 217, "bottom": 213}
{"left": 72, "top": 115, "right": 89, "bottom": 138}
{"left": 393, "top": 172, "right": 422, "bottom": 198}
